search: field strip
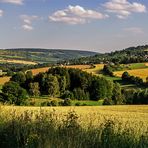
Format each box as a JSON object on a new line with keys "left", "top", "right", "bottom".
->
{"left": 0, "top": 76, "right": 10, "bottom": 85}
{"left": 30, "top": 65, "right": 93, "bottom": 75}
{"left": 114, "top": 68, "right": 148, "bottom": 81}
{"left": 0, "top": 59, "right": 37, "bottom": 65}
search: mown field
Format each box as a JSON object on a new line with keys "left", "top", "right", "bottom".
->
{"left": 0, "top": 59, "right": 37, "bottom": 65}
{"left": 30, "top": 64, "right": 103, "bottom": 76}
{"left": 114, "top": 68, "right": 148, "bottom": 81}
{"left": 0, "top": 105, "right": 148, "bottom": 148}
{"left": 0, "top": 76, "right": 10, "bottom": 85}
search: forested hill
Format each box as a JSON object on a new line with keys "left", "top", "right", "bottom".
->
{"left": 64, "top": 45, "right": 148, "bottom": 65}
{"left": 0, "top": 48, "right": 97, "bottom": 63}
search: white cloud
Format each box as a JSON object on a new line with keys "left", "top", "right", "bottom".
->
{"left": 103, "top": 0, "right": 146, "bottom": 19}
{"left": 0, "top": 10, "right": 3, "bottom": 17}
{"left": 124, "top": 27, "right": 144, "bottom": 34}
{"left": 20, "top": 15, "right": 39, "bottom": 24}
{"left": 22, "top": 24, "right": 33, "bottom": 31}
{"left": 20, "top": 15, "right": 39, "bottom": 31}
{"left": 49, "top": 5, "right": 108, "bottom": 25}
{"left": 0, "top": 0, "right": 23, "bottom": 5}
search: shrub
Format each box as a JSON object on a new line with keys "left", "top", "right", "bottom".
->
{"left": 103, "top": 98, "right": 113, "bottom": 105}
{"left": 40, "top": 101, "right": 48, "bottom": 106}
{"left": 63, "top": 99, "right": 72, "bottom": 106}
{"left": 75, "top": 102, "right": 81, "bottom": 106}
{"left": 50, "top": 100, "right": 58, "bottom": 106}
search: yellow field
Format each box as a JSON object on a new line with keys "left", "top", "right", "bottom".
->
{"left": 31, "top": 67, "right": 50, "bottom": 75}
{"left": 0, "top": 76, "right": 10, "bottom": 85}
{"left": 31, "top": 65, "right": 92, "bottom": 75}
{"left": 63, "top": 64, "right": 91, "bottom": 69}
{"left": 0, "top": 105, "right": 147, "bottom": 147}
{"left": 84, "top": 64, "right": 104, "bottom": 75}
{"left": 114, "top": 68, "right": 148, "bottom": 81}
{"left": 0, "top": 59, "right": 37, "bottom": 65}
{"left": 0, "top": 105, "right": 148, "bottom": 130}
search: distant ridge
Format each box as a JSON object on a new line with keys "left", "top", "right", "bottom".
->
{"left": 0, "top": 48, "right": 98, "bottom": 63}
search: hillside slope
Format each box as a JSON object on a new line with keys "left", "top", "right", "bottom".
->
{"left": 0, "top": 48, "right": 97, "bottom": 64}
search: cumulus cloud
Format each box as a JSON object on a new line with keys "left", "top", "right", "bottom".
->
{"left": 103, "top": 0, "right": 146, "bottom": 19}
{"left": 20, "top": 15, "right": 39, "bottom": 31}
{"left": 22, "top": 24, "right": 33, "bottom": 31}
{"left": 124, "top": 27, "right": 144, "bottom": 34}
{"left": 0, "top": 10, "right": 3, "bottom": 17}
{"left": 0, "top": 0, "right": 23, "bottom": 5}
{"left": 49, "top": 5, "right": 108, "bottom": 25}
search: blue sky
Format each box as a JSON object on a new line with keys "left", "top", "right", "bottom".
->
{"left": 0, "top": 0, "right": 148, "bottom": 52}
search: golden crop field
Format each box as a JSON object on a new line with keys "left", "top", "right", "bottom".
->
{"left": 31, "top": 67, "right": 50, "bottom": 75}
{"left": 31, "top": 65, "right": 92, "bottom": 75}
{"left": 0, "top": 59, "right": 37, "bottom": 65}
{"left": 0, "top": 76, "right": 10, "bottom": 85}
{"left": 1, "top": 105, "right": 147, "bottom": 125}
{"left": 63, "top": 64, "right": 91, "bottom": 69}
{"left": 114, "top": 68, "right": 148, "bottom": 81}
{"left": 0, "top": 105, "right": 147, "bottom": 147}
{"left": 0, "top": 105, "right": 148, "bottom": 132}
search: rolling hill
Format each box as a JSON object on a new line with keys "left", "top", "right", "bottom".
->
{"left": 0, "top": 48, "right": 97, "bottom": 64}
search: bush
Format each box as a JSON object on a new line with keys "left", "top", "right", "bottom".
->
{"left": 41, "top": 101, "right": 48, "bottom": 106}
{"left": 63, "top": 99, "right": 72, "bottom": 106}
{"left": 50, "top": 100, "right": 58, "bottom": 106}
{"left": 103, "top": 98, "right": 113, "bottom": 105}
{"left": 75, "top": 102, "right": 81, "bottom": 106}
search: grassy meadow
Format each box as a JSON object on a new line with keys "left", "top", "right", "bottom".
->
{"left": 0, "top": 105, "right": 148, "bottom": 148}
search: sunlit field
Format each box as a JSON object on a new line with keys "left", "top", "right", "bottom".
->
{"left": 31, "top": 67, "right": 50, "bottom": 75}
{"left": 114, "top": 68, "right": 148, "bottom": 81}
{"left": 30, "top": 65, "right": 91, "bottom": 75}
{"left": 84, "top": 64, "right": 104, "bottom": 75}
{"left": 0, "top": 59, "right": 37, "bottom": 65}
{"left": 0, "top": 105, "right": 147, "bottom": 148}
{"left": 0, "top": 76, "right": 10, "bottom": 85}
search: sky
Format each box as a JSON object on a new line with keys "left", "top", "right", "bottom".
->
{"left": 0, "top": 0, "right": 148, "bottom": 52}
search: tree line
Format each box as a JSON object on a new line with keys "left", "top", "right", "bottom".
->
{"left": 0, "top": 67, "right": 147, "bottom": 106}
{"left": 0, "top": 67, "right": 123, "bottom": 105}
{"left": 60, "top": 45, "right": 148, "bottom": 65}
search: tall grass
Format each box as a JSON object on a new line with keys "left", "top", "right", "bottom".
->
{"left": 0, "top": 107, "right": 147, "bottom": 148}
